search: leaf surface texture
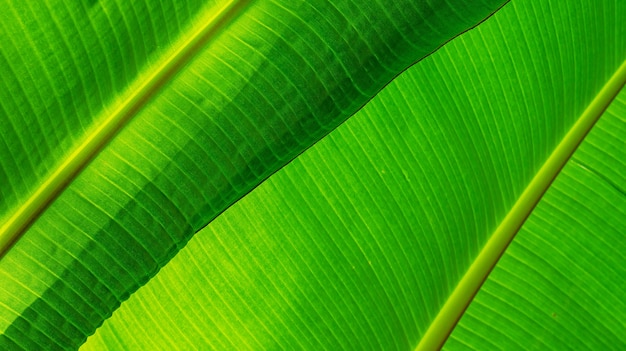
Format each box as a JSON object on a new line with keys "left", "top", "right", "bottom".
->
{"left": 81, "top": 0, "right": 626, "bottom": 349}
{"left": 0, "top": 0, "right": 507, "bottom": 349}
{"left": 446, "top": 87, "right": 626, "bottom": 350}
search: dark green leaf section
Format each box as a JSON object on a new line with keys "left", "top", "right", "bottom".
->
{"left": 0, "top": 0, "right": 506, "bottom": 349}
{"left": 80, "top": 0, "right": 625, "bottom": 349}
{"left": 445, "top": 88, "right": 626, "bottom": 350}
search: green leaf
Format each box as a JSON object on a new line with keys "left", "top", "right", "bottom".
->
{"left": 80, "top": 0, "right": 626, "bottom": 350}
{"left": 445, "top": 87, "right": 626, "bottom": 350}
{"left": 0, "top": 0, "right": 507, "bottom": 349}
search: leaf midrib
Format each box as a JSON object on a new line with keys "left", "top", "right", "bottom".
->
{"left": 416, "top": 59, "right": 626, "bottom": 351}
{"left": 0, "top": 0, "right": 252, "bottom": 259}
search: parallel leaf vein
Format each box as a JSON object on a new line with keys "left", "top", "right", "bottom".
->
{"left": 416, "top": 59, "right": 626, "bottom": 351}
{"left": 0, "top": 0, "right": 252, "bottom": 258}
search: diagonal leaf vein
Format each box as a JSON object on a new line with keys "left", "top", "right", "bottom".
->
{"left": 416, "top": 59, "right": 626, "bottom": 351}
{"left": 0, "top": 0, "right": 252, "bottom": 259}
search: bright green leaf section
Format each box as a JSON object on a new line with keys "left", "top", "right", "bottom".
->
{"left": 416, "top": 53, "right": 625, "bottom": 351}
{"left": 0, "top": 0, "right": 506, "bottom": 349}
{"left": 445, "top": 87, "right": 626, "bottom": 350}
{"left": 81, "top": 0, "right": 625, "bottom": 349}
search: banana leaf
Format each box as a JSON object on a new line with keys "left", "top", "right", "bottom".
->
{"left": 0, "top": 0, "right": 510, "bottom": 349}
{"left": 81, "top": 0, "right": 626, "bottom": 350}
{"left": 446, "top": 88, "right": 626, "bottom": 349}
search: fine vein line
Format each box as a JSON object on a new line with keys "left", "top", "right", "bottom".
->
{"left": 0, "top": 0, "right": 252, "bottom": 258}
{"left": 416, "top": 59, "right": 626, "bottom": 351}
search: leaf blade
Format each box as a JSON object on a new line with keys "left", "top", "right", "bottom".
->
{"left": 79, "top": 0, "right": 626, "bottom": 349}
{"left": 0, "top": 0, "right": 250, "bottom": 260}
{"left": 0, "top": 0, "right": 224, "bottom": 224}
{"left": 0, "top": 0, "right": 507, "bottom": 348}
{"left": 417, "top": 60, "right": 626, "bottom": 351}
{"left": 446, "top": 86, "right": 626, "bottom": 350}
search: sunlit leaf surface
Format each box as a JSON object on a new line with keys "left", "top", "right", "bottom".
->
{"left": 80, "top": 0, "right": 625, "bottom": 350}
{"left": 0, "top": 0, "right": 509, "bottom": 349}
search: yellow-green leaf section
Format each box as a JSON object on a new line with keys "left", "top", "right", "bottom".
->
{"left": 0, "top": 0, "right": 507, "bottom": 349}
{"left": 81, "top": 0, "right": 626, "bottom": 349}
{"left": 0, "top": 0, "right": 248, "bottom": 257}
